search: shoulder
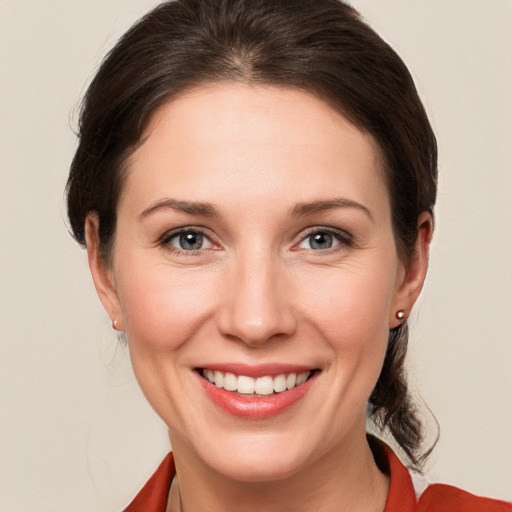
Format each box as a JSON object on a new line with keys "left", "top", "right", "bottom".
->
{"left": 373, "top": 436, "right": 511, "bottom": 512}
{"left": 416, "top": 483, "right": 512, "bottom": 512}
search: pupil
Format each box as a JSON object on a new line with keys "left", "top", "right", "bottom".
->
{"left": 311, "top": 233, "right": 332, "bottom": 249}
{"left": 180, "top": 232, "right": 203, "bottom": 250}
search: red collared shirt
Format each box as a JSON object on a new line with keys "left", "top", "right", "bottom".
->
{"left": 124, "top": 447, "right": 511, "bottom": 512}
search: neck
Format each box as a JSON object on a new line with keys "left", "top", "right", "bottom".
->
{"left": 169, "top": 430, "right": 389, "bottom": 512}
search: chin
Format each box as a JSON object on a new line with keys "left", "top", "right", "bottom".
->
{"left": 214, "top": 452, "right": 309, "bottom": 483}
{"left": 193, "top": 430, "right": 319, "bottom": 483}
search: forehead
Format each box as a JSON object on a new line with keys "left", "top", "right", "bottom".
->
{"left": 122, "top": 84, "right": 390, "bottom": 216}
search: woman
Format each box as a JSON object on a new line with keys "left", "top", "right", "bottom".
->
{"left": 66, "top": 0, "right": 511, "bottom": 510}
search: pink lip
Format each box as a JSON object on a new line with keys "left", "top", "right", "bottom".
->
{"left": 196, "top": 369, "right": 318, "bottom": 420}
{"left": 198, "top": 362, "right": 314, "bottom": 378}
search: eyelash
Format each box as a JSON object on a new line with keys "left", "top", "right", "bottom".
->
{"left": 158, "top": 226, "right": 353, "bottom": 256}
{"left": 294, "top": 227, "right": 353, "bottom": 253}
{"left": 159, "top": 227, "right": 217, "bottom": 256}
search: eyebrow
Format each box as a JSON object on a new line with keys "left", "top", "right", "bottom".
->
{"left": 290, "top": 198, "right": 374, "bottom": 222}
{"left": 139, "top": 196, "right": 373, "bottom": 222}
{"left": 139, "top": 198, "right": 220, "bottom": 219}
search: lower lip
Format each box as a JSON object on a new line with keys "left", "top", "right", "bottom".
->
{"left": 197, "top": 372, "right": 318, "bottom": 419}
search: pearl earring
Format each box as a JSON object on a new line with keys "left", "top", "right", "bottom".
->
{"left": 395, "top": 310, "right": 407, "bottom": 321}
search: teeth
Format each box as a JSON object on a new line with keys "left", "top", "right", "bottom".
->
{"left": 214, "top": 370, "right": 224, "bottom": 387}
{"left": 273, "top": 374, "right": 287, "bottom": 393}
{"left": 202, "top": 369, "right": 312, "bottom": 395}
{"left": 255, "top": 376, "right": 274, "bottom": 395}
{"left": 286, "top": 373, "right": 297, "bottom": 390}
{"left": 237, "top": 375, "right": 255, "bottom": 394}
{"left": 296, "top": 372, "right": 309, "bottom": 386}
{"left": 223, "top": 372, "right": 237, "bottom": 391}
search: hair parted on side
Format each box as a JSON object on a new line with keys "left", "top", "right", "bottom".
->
{"left": 66, "top": 0, "right": 438, "bottom": 466}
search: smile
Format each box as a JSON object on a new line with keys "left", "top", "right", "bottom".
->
{"left": 196, "top": 365, "right": 319, "bottom": 419}
{"left": 201, "top": 369, "right": 312, "bottom": 396}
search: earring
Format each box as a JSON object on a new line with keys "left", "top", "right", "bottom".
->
{"left": 112, "top": 319, "right": 118, "bottom": 330}
{"left": 395, "top": 310, "right": 407, "bottom": 321}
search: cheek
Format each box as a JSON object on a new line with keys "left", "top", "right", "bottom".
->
{"left": 116, "top": 261, "right": 220, "bottom": 352}
{"left": 114, "top": 260, "right": 222, "bottom": 424}
{"left": 297, "top": 261, "right": 397, "bottom": 344}
{"left": 294, "top": 260, "right": 396, "bottom": 397}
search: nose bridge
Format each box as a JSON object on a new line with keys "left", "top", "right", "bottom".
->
{"left": 218, "top": 247, "right": 296, "bottom": 345}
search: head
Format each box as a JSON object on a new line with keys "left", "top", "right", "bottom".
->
{"left": 67, "top": 0, "right": 437, "bottom": 471}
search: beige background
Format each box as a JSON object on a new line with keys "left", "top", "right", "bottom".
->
{"left": 1, "top": 1, "right": 511, "bottom": 510}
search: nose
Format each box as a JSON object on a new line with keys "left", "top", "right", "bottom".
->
{"left": 217, "top": 252, "right": 297, "bottom": 346}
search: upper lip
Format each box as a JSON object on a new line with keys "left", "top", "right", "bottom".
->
{"left": 197, "top": 363, "right": 317, "bottom": 378}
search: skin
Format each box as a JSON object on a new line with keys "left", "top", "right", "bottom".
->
{"left": 86, "top": 84, "right": 432, "bottom": 512}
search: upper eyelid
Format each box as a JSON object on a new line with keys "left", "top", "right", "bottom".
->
{"left": 158, "top": 225, "right": 353, "bottom": 250}
{"left": 291, "top": 226, "right": 354, "bottom": 252}
{"left": 297, "top": 226, "right": 352, "bottom": 241}
{"left": 159, "top": 228, "right": 219, "bottom": 256}
{"left": 159, "top": 225, "right": 216, "bottom": 243}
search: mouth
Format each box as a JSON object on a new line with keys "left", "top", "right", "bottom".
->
{"left": 199, "top": 368, "right": 314, "bottom": 396}
{"left": 195, "top": 366, "right": 319, "bottom": 419}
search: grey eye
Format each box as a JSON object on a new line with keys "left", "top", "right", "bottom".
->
{"left": 166, "top": 231, "right": 213, "bottom": 251}
{"left": 298, "top": 231, "right": 344, "bottom": 251}
{"left": 309, "top": 233, "right": 333, "bottom": 250}
{"left": 177, "top": 232, "right": 204, "bottom": 250}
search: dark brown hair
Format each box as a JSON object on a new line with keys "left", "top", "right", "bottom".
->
{"left": 67, "top": 0, "right": 438, "bottom": 465}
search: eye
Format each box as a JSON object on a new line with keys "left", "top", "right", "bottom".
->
{"left": 162, "top": 229, "right": 215, "bottom": 252}
{"left": 297, "top": 229, "right": 350, "bottom": 251}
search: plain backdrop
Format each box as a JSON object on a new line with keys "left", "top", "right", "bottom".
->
{"left": 1, "top": 1, "right": 511, "bottom": 510}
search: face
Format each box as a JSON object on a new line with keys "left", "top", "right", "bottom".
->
{"left": 88, "top": 84, "right": 428, "bottom": 482}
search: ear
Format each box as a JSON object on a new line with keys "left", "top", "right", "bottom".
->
{"left": 389, "top": 212, "right": 433, "bottom": 328}
{"left": 85, "top": 213, "right": 125, "bottom": 332}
